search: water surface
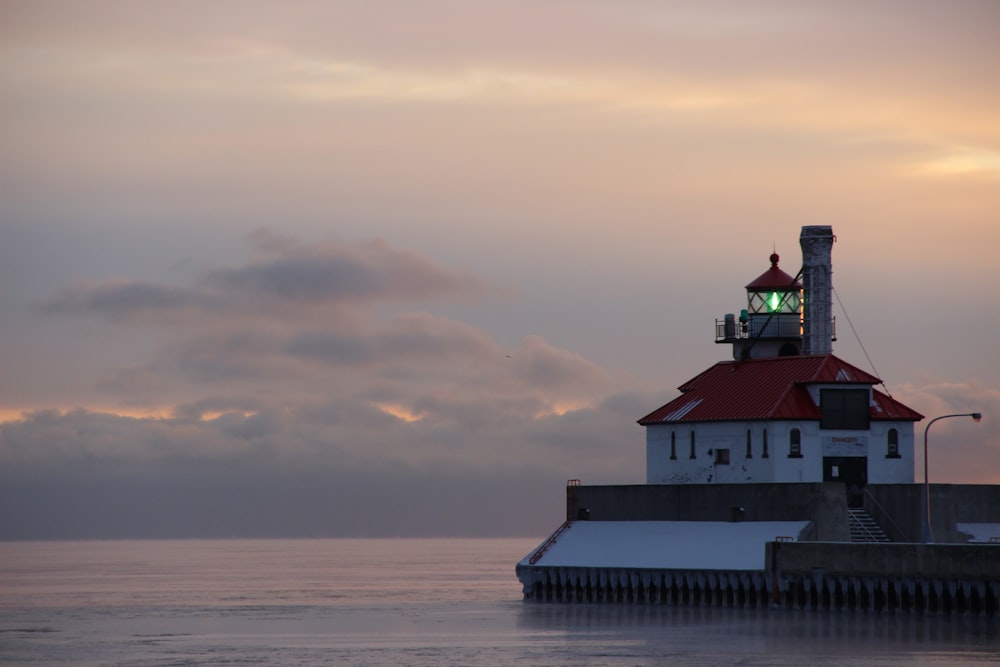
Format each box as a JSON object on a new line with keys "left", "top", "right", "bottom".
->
{"left": 1, "top": 539, "right": 996, "bottom": 666}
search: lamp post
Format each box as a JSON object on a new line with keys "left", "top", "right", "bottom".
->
{"left": 922, "top": 412, "right": 982, "bottom": 543}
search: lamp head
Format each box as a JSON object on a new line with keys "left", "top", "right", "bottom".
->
{"left": 972, "top": 413, "right": 982, "bottom": 422}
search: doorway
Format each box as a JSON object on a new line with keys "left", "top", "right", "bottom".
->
{"left": 823, "top": 456, "right": 868, "bottom": 508}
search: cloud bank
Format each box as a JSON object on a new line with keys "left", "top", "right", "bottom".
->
{"left": 2, "top": 233, "right": 645, "bottom": 538}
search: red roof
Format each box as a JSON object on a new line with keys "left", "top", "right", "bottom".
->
{"left": 745, "top": 253, "right": 801, "bottom": 290}
{"left": 637, "top": 354, "right": 923, "bottom": 425}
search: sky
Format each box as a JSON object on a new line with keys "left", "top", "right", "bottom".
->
{"left": 1, "top": 1, "right": 998, "bottom": 539}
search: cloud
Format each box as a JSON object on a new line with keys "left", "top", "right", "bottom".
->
{"left": 0, "top": 457, "right": 568, "bottom": 539}
{"left": 40, "top": 235, "right": 488, "bottom": 325}
{"left": 29, "top": 230, "right": 619, "bottom": 428}
{"left": 41, "top": 279, "right": 210, "bottom": 321}
{"left": 286, "top": 312, "right": 496, "bottom": 367}
{"left": 915, "top": 147, "right": 1000, "bottom": 179}
{"left": 509, "top": 335, "right": 613, "bottom": 395}
{"left": 1, "top": 229, "right": 643, "bottom": 538}
{"left": 206, "top": 237, "right": 484, "bottom": 303}
{"left": 0, "top": 387, "right": 653, "bottom": 538}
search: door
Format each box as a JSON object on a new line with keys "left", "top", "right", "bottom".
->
{"left": 823, "top": 456, "right": 868, "bottom": 507}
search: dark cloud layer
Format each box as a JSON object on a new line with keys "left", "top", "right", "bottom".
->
{"left": 0, "top": 391, "right": 651, "bottom": 539}
{"left": 0, "top": 459, "right": 567, "bottom": 539}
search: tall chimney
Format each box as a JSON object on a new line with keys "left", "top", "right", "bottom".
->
{"left": 799, "top": 226, "right": 835, "bottom": 355}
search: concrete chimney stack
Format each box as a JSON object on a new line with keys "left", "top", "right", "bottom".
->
{"left": 799, "top": 226, "right": 835, "bottom": 355}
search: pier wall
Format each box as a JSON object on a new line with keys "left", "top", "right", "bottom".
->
{"left": 767, "top": 541, "right": 999, "bottom": 579}
{"left": 518, "top": 542, "right": 1000, "bottom": 614}
{"left": 864, "top": 484, "right": 1000, "bottom": 543}
{"left": 568, "top": 482, "right": 850, "bottom": 541}
{"left": 568, "top": 482, "right": 1000, "bottom": 543}
{"left": 766, "top": 541, "right": 1000, "bottom": 614}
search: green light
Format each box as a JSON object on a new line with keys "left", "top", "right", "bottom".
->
{"left": 768, "top": 292, "right": 781, "bottom": 311}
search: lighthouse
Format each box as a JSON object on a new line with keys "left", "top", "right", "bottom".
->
{"left": 518, "top": 226, "right": 999, "bottom": 613}
{"left": 642, "top": 227, "right": 921, "bottom": 492}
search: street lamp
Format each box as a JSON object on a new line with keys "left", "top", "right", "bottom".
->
{"left": 922, "top": 412, "right": 982, "bottom": 543}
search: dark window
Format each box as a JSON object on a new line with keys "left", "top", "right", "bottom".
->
{"left": 820, "top": 388, "right": 870, "bottom": 430}
{"left": 714, "top": 448, "right": 730, "bottom": 465}
{"left": 745, "top": 430, "right": 752, "bottom": 459}
{"left": 670, "top": 431, "right": 677, "bottom": 460}
{"left": 789, "top": 428, "right": 802, "bottom": 458}
{"left": 886, "top": 428, "right": 900, "bottom": 458}
{"left": 689, "top": 431, "right": 696, "bottom": 459}
{"left": 762, "top": 428, "right": 769, "bottom": 458}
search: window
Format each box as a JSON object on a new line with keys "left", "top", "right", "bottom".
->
{"left": 886, "top": 428, "right": 900, "bottom": 458}
{"left": 762, "top": 428, "right": 769, "bottom": 458}
{"left": 820, "top": 388, "right": 870, "bottom": 430}
{"left": 789, "top": 428, "right": 802, "bottom": 458}
{"left": 670, "top": 431, "right": 677, "bottom": 460}
{"left": 689, "top": 431, "right": 696, "bottom": 459}
{"left": 714, "top": 448, "right": 730, "bottom": 465}
{"left": 745, "top": 430, "right": 752, "bottom": 459}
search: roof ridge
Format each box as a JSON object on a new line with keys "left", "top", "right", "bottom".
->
{"left": 637, "top": 353, "right": 917, "bottom": 425}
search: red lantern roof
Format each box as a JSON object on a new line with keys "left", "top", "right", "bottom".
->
{"left": 745, "top": 253, "right": 801, "bottom": 291}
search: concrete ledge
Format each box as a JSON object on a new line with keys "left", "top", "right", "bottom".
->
{"left": 767, "top": 541, "right": 1000, "bottom": 579}
{"left": 568, "top": 482, "right": 849, "bottom": 541}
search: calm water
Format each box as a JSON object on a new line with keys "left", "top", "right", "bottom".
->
{"left": 0, "top": 538, "right": 997, "bottom": 666}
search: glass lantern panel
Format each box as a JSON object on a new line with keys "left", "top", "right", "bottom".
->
{"left": 749, "top": 290, "right": 801, "bottom": 314}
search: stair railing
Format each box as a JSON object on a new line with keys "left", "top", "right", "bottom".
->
{"left": 848, "top": 509, "right": 883, "bottom": 542}
{"left": 863, "top": 489, "right": 911, "bottom": 543}
{"left": 528, "top": 520, "right": 572, "bottom": 565}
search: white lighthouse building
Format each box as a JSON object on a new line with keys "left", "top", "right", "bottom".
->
{"left": 640, "top": 226, "right": 922, "bottom": 505}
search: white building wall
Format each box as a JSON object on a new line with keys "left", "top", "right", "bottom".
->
{"left": 647, "top": 419, "right": 916, "bottom": 485}
{"left": 864, "top": 421, "right": 916, "bottom": 483}
{"left": 770, "top": 421, "right": 818, "bottom": 483}
{"left": 647, "top": 422, "right": 780, "bottom": 484}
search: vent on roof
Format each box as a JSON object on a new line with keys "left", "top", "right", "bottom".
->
{"left": 662, "top": 398, "right": 703, "bottom": 421}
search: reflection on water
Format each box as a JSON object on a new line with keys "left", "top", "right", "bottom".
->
{"left": 517, "top": 602, "right": 1000, "bottom": 665}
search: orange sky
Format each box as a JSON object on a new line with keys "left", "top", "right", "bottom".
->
{"left": 1, "top": 1, "right": 998, "bottom": 537}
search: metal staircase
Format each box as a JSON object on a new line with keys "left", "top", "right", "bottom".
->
{"left": 847, "top": 507, "right": 891, "bottom": 543}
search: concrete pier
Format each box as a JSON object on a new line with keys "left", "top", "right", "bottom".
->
{"left": 518, "top": 542, "right": 1000, "bottom": 614}
{"left": 518, "top": 482, "right": 1000, "bottom": 614}
{"left": 768, "top": 541, "right": 1000, "bottom": 614}
{"left": 518, "top": 565, "right": 771, "bottom": 607}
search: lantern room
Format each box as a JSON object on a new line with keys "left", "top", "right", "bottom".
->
{"left": 716, "top": 252, "right": 804, "bottom": 360}
{"left": 746, "top": 253, "right": 801, "bottom": 316}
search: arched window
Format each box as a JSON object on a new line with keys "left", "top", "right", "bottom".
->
{"left": 762, "top": 428, "right": 769, "bottom": 458}
{"left": 745, "top": 429, "right": 753, "bottom": 459}
{"left": 670, "top": 431, "right": 677, "bottom": 460}
{"left": 886, "top": 428, "right": 900, "bottom": 458}
{"left": 689, "top": 431, "right": 696, "bottom": 459}
{"left": 789, "top": 428, "right": 802, "bottom": 458}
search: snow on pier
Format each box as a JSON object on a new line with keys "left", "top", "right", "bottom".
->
{"left": 519, "top": 520, "right": 809, "bottom": 570}
{"left": 517, "top": 520, "right": 807, "bottom": 608}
